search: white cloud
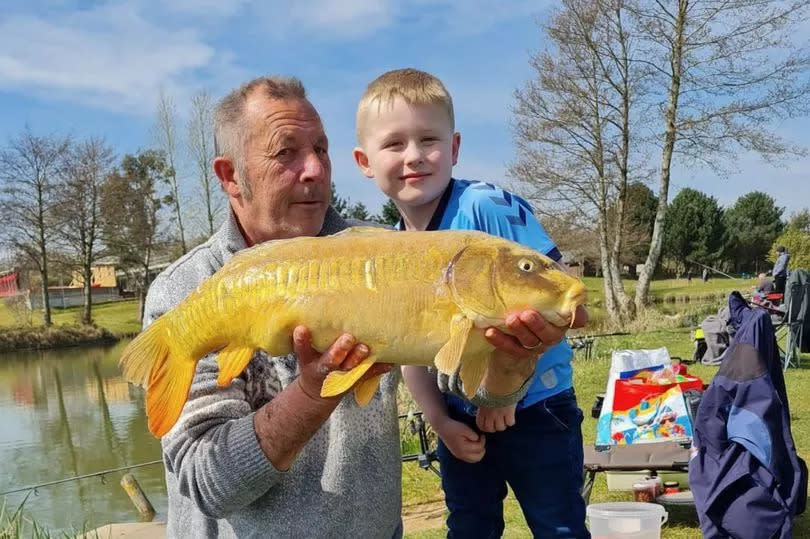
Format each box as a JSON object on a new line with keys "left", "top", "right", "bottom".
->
{"left": 0, "top": 3, "right": 215, "bottom": 114}
{"left": 248, "top": 0, "right": 552, "bottom": 41}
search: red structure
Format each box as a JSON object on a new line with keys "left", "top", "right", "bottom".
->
{"left": 0, "top": 272, "right": 20, "bottom": 297}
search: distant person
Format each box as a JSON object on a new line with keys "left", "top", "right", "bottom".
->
{"left": 773, "top": 246, "right": 790, "bottom": 295}
{"left": 756, "top": 273, "right": 774, "bottom": 296}
{"left": 702, "top": 267, "right": 709, "bottom": 283}
{"left": 687, "top": 268, "right": 693, "bottom": 284}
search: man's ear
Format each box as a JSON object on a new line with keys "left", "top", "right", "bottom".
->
{"left": 352, "top": 147, "right": 374, "bottom": 179}
{"left": 214, "top": 156, "right": 240, "bottom": 197}
{"left": 451, "top": 132, "right": 461, "bottom": 166}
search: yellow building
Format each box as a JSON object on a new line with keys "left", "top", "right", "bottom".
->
{"left": 70, "top": 264, "right": 117, "bottom": 288}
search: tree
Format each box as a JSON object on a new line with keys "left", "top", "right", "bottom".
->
{"left": 377, "top": 199, "right": 401, "bottom": 226}
{"left": 663, "top": 188, "right": 725, "bottom": 273}
{"left": 330, "top": 181, "right": 350, "bottom": 217}
{"left": 347, "top": 202, "right": 370, "bottom": 221}
{"left": 154, "top": 90, "right": 187, "bottom": 253}
{"left": 512, "top": 0, "right": 642, "bottom": 321}
{"left": 187, "top": 90, "right": 222, "bottom": 236}
{"left": 786, "top": 209, "right": 810, "bottom": 233}
{"left": 0, "top": 130, "right": 70, "bottom": 326}
{"left": 723, "top": 191, "right": 784, "bottom": 273}
{"left": 615, "top": 182, "right": 657, "bottom": 274}
{"left": 631, "top": 0, "right": 810, "bottom": 310}
{"left": 101, "top": 150, "right": 169, "bottom": 323}
{"left": 53, "top": 138, "right": 116, "bottom": 324}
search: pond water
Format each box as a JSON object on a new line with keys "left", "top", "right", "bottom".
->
{"left": 0, "top": 339, "right": 168, "bottom": 532}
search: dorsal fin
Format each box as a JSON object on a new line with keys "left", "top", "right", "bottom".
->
{"left": 333, "top": 226, "right": 394, "bottom": 236}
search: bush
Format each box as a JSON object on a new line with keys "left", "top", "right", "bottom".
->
{"left": 770, "top": 229, "right": 810, "bottom": 269}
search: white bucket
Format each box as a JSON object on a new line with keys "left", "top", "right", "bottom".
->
{"left": 586, "top": 502, "right": 668, "bottom": 538}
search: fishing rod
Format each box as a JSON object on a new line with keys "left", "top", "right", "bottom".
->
{"left": 0, "top": 459, "right": 163, "bottom": 497}
{"left": 686, "top": 260, "right": 742, "bottom": 281}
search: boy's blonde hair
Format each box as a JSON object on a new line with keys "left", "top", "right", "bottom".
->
{"left": 356, "top": 68, "right": 455, "bottom": 141}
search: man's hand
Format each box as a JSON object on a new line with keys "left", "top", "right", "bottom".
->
{"left": 475, "top": 404, "right": 517, "bottom": 433}
{"left": 481, "top": 305, "right": 588, "bottom": 395}
{"left": 435, "top": 417, "right": 486, "bottom": 463}
{"left": 254, "top": 327, "right": 392, "bottom": 470}
{"left": 293, "top": 326, "right": 392, "bottom": 402}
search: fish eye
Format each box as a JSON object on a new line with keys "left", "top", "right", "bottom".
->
{"left": 518, "top": 258, "right": 535, "bottom": 272}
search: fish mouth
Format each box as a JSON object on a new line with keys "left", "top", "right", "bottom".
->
{"left": 563, "top": 290, "right": 587, "bottom": 328}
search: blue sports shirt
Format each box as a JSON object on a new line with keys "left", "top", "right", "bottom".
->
{"left": 401, "top": 178, "right": 574, "bottom": 411}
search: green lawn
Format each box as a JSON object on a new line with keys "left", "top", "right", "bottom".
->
{"left": 402, "top": 327, "right": 810, "bottom": 538}
{"left": 0, "top": 299, "right": 142, "bottom": 335}
{"left": 582, "top": 276, "right": 758, "bottom": 303}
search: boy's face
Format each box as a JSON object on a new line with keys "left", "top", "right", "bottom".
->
{"left": 353, "top": 97, "right": 460, "bottom": 209}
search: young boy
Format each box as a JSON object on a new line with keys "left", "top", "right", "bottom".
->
{"left": 353, "top": 68, "right": 589, "bottom": 538}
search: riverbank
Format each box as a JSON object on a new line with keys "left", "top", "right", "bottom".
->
{"left": 0, "top": 324, "right": 119, "bottom": 353}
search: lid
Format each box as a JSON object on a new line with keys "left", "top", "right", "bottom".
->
{"left": 663, "top": 481, "right": 679, "bottom": 487}
{"left": 587, "top": 502, "right": 667, "bottom": 519}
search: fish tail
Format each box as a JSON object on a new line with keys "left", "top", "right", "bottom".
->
{"left": 120, "top": 319, "right": 196, "bottom": 437}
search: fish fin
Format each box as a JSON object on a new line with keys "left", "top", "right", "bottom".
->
{"left": 320, "top": 356, "right": 377, "bottom": 398}
{"left": 146, "top": 353, "right": 197, "bottom": 437}
{"left": 119, "top": 318, "right": 196, "bottom": 438}
{"left": 216, "top": 345, "right": 255, "bottom": 387}
{"left": 434, "top": 316, "right": 473, "bottom": 375}
{"left": 333, "top": 226, "right": 393, "bottom": 236}
{"left": 354, "top": 374, "right": 382, "bottom": 407}
{"left": 460, "top": 352, "right": 490, "bottom": 399}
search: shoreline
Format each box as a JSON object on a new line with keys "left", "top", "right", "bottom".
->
{"left": 0, "top": 325, "right": 123, "bottom": 354}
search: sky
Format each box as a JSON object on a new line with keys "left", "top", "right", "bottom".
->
{"left": 1, "top": 0, "right": 808, "bottom": 237}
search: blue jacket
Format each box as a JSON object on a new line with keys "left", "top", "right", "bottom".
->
{"left": 689, "top": 292, "right": 807, "bottom": 538}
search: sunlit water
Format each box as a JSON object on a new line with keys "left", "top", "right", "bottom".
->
{"left": 0, "top": 339, "right": 167, "bottom": 532}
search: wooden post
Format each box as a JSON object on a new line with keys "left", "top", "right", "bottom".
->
{"left": 120, "top": 472, "right": 155, "bottom": 521}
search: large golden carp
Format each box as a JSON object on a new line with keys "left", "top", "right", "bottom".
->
{"left": 120, "top": 227, "right": 587, "bottom": 437}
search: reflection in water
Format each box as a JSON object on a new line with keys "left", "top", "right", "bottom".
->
{"left": 92, "top": 360, "right": 121, "bottom": 454}
{"left": 0, "top": 340, "right": 166, "bottom": 532}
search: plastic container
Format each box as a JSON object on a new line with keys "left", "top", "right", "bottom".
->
{"left": 632, "top": 481, "right": 656, "bottom": 503}
{"left": 587, "top": 502, "right": 668, "bottom": 538}
{"left": 645, "top": 475, "right": 663, "bottom": 496}
{"left": 663, "top": 481, "right": 680, "bottom": 494}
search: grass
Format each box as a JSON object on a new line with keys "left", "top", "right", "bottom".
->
{"left": 0, "top": 299, "right": 142, "bottom": 351}
{"left": 402, "top": 326, "right": 810, "bottom": 538}
{"left": 581, "top": 275, "right": 758, "bottom": 303}
{"left": 0, "top": 498, "right": 96, "bottom": 539}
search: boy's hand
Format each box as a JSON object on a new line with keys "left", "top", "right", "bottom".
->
{"left": 485, "top": 305, "right": 589, "bottom": 359}
{"left": 475, "top": 404, "right": 517, "bottom": 433}
{"left": 435, "top": 417, "right": 486, "bottom": 463}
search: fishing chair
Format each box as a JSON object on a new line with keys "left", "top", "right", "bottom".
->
{"left": 779, "top": 281, "right": 810, "bottom": 371}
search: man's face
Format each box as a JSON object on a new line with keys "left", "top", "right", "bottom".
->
{"left": 355, "top": 96, "right": 459, "bottom": 210}
{"left": 235, "top": 96, "right": 331, "bottom": 244}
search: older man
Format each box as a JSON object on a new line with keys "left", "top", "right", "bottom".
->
{"left": 144, "top": 76, "right": 583, "bottom": 538}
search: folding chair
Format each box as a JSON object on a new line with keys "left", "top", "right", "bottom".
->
{"left": 781, "top": 282, "right": 810, "bottom": 371}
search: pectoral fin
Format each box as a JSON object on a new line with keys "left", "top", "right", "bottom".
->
{"left": 354, "top": 374, "right": 382, "bottom": 406}
{"left": 321, "top": 356, "right": 377, "bottom": 398}
{"left": 459, "top": 351, "right": 490, "bottom": 399}
{"left": 216, "top": 345, "right": 255, "bottom": 387}
{"left": 434, "top": 316, "right": 473, "bottom": 375}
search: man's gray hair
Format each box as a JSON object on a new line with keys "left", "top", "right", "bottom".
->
{"left": 214, "top": 76, "right": 308, "bottom": 200}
